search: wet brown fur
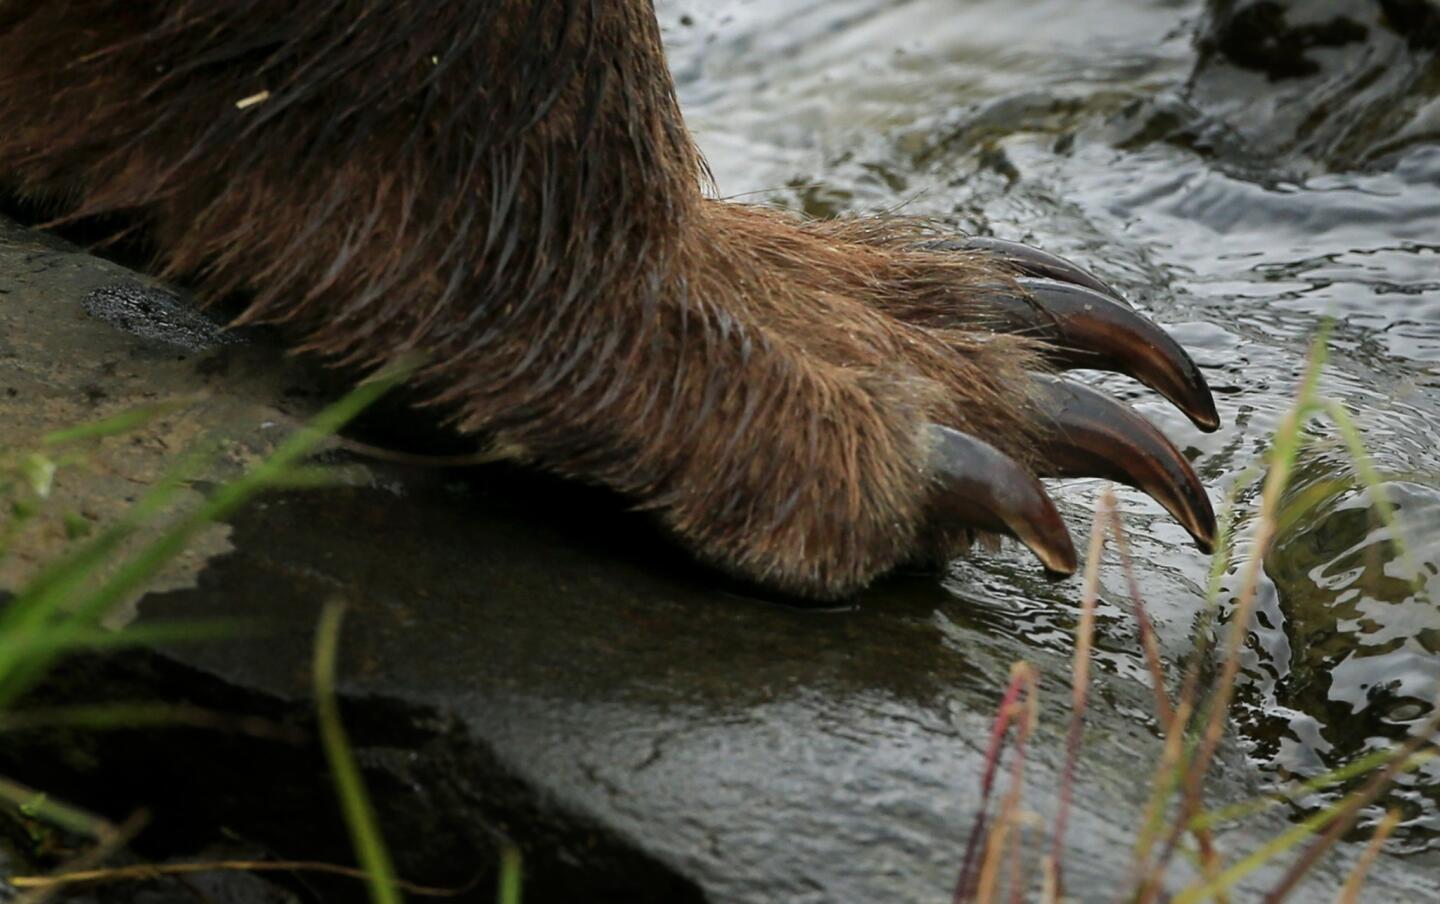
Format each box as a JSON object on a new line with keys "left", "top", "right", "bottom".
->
{"left": 0, "top": 1, "right": 1048, "bottom": 598}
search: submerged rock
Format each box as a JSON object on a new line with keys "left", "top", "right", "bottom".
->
{"left": 1186, "top": 0, "right": 1440, "bottom": 169}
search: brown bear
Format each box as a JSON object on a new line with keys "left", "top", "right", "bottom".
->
{"left": 0, "top": 1, "right": 1217, "bottom": 599}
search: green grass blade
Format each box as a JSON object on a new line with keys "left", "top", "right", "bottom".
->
{"left": 0, "top": 701, "right": 298, "bottom": 740}
{"left": 0, "top": 371, "right": 402, "bottom": 710}
{"left": 1323, "top": 399, "right": 1421, "bottom": 589}
{"left": 1190, "top": 747, "right": 1437, "bottom": 834}
{"left": 0, "top": 775, "right": 115, "bottom": 839}
{"left": 0, "top": 618, "right": 254, "bottom": 667}
{"left": 41, "top": 398, "right": 197, "bottom": 447}
{"left": 314, "top": 600, "right": 401, "bottom": 904}
{"left": 497, "top": 846, "right": 523, "bottom": 904}
{"left": 1173, "top": 747, "right": 1432, "bottom": 904}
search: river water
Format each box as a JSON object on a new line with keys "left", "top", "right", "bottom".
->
{"left": 660, "top": 0, "right": 1440, "bottom": 848}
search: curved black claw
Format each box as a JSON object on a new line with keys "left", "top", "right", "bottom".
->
{"left": 918, "top": 235, "right": 1221, "bottom": 432}
{"left": 1030, "top": 378, "right": 1217, "bottom": 553}
{"left": 960, "top": 235, "right": 1124, "bottom": 302}
{"left": 977, "top": 278, "right": 1221, "bottom": 433}
{"left": 928, "top": 424, "right": 1078, "bottom": 575}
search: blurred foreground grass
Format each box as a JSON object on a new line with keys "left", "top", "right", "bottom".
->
{"left": 0, "top": 368, "right": 523, "bottom": 903}
{"left": 957, "top": 329, "right": 1435, "bottom": 902}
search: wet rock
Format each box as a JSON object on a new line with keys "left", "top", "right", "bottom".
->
{"left": 3, "top": 215, "right": 1440, "bottom": 903}
{"left": 81, "top": 283, "right": 241, "bottom": 352}
{"left": 1185, "top": 0, "right": 1440, "bottom": 169}
{"left": 0, "top": 215, "right": 332, "bottom": 625}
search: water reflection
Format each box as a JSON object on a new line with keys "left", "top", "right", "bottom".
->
{"left": 661, "top": 0, "right": 1440, "bottom": 846}
{"left": 1254, "top": 472, "right": 1440, "bottom": 839}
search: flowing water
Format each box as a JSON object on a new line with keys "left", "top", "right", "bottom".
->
{"left": 659, "top": 0, "right": 1440, "bottom": 847}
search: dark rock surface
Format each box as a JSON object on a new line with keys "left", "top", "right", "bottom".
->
{"left": 1, "top": 217, "right": 1438, "bottom": 902}
{"left": 1185, "top": 0, "right": 1440, "bottom": 169}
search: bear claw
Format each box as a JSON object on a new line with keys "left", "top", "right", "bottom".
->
{"left": 958, "top": 235, "right": 1126, "bottom": 302}
{"left": 978, "top": 276, "right": 1221, "bottom": 433}
{"left": 927, "top": 424, "right": 1079, "bottom": 575}
{"left": 924, "top": 238, "right": 1220, "bottom": 573}
{"left": 1028, "top": 376, "right": 1217, "bottom": 554}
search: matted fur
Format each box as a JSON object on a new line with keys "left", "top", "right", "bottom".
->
{"left": 0, "top": 1, "right": 1049, "bottom": 598}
